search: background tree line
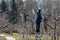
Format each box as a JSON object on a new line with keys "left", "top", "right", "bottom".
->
{"left": 0, "top": 0, "right": 60, "bottom": 34}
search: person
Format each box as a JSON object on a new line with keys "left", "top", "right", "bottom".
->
{"left": 35, "top": 9, "right": 42, "bottom": 33}
{"left": 23, "top": 13, "right": 28, "bottom": 26}
{"left": 44, "top": 16, "right": 47, "bottom": 32}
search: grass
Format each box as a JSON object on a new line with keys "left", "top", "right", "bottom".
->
{"left": 12, "top": 33, "right": 35, "bottom": 40}
{"left": 0, "top": 33, "right": 60, "bottom": 40}
{"left": 0, "top": 36, "right": 6, "bottom": 40}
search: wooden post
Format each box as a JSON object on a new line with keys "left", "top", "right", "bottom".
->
{"left": 57, "top": 33, "right": 59, "bottom": 40}
{"left": 52, "top": 35, "right": 53, "bottom": 40}
{"left": 54, "top": 18, "right": 56, "bottom": 40}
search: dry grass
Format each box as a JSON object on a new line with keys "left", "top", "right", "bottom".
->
{"left": 0, "top": 33, "right": 60, "bottom": 40}
{"left": 0, "top": 36, "right": 6, "bottom": 40}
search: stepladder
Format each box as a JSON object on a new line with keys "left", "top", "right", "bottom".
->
{"left": 21, "top": 27, "right": 28, "bottom": 40}
{"left": 35, "top": 33, "right": 41, "bottom": 40}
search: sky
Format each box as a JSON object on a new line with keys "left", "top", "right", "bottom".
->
{"left": 0, "top": 0, "right": 41, "bottom": 2}
{"left": 23, "top": 0, "right": 26, "bottom": 2}
{"left": 0, "top": 0, "right": 1, "bottom": 2}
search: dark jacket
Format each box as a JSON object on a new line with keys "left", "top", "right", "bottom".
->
{"left": 35, "top": 12, "right": 42, "bottom": 23}
{"left": 23, "top": 13, "right": 28, "bottom": 22}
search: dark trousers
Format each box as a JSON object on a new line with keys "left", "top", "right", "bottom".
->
{"left": 36, "top": 23, "right": 40, "bottom": 33}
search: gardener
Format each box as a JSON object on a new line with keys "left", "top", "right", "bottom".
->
{"left": 23, "top": 13, "right": 28, "bottom": 27}
{"left": 35, "top": 9, "right": 42, "bottom": 33}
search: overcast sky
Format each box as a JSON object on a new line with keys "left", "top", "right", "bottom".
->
{"left": 0, "top": 0, "right": 1, "bottom": 2}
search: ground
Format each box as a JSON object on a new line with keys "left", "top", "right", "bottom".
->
{"left": 0, "top": 33, "right": 60, "bottom": 40}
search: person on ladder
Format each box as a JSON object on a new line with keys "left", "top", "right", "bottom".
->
{"left": 22, "top": 13, "right": 28, "bottom": 40}
{"left": 35, "top": 9, "right": 42, "bottom": 40}
{"left": 35, "top": 9, "right": 42, "bottom": 35}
